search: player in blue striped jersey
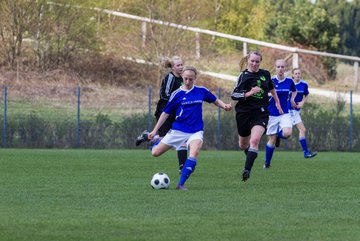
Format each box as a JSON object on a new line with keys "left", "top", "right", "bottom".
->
{"left": 289, "top": 68, "right": 317, "bottom": 158}
{"left": 264, "top": 59, "right": 297, "bottom": 168}
{"left": 148, "top": 66, "right": 232, "bottom": 190}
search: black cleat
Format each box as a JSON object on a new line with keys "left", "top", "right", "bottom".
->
{"left": 241, "top": 169, "right": 250, "bottom": 182}
{"left": 275, "top": 136, "right": 281, "bottom": 147}
{"left": 263, "top": 164, "right": 271, "bottom": 169}
{"left": 304, "top": 151, "right": 317, "bottom": 158}
{"left": 135, "top": 130, "right": 149, "bottom": 146}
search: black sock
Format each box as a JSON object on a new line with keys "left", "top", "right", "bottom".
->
{"left": 244, "top": 147, "right": 249, "bottom": 156}
{"left": 177, "top": 150, "right": 187, "bottom": 169}
{"left": 244, "top": 148, "right": 258, "bottom": 171}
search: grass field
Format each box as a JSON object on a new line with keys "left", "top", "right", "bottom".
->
{"left": 0, "top": 149, "right": 359, "bottom": 241}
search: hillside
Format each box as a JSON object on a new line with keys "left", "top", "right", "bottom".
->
{"left": 0, "top": 54, "right": 357, "bottom": 116}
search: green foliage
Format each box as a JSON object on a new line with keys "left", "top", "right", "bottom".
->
{"left": 1, "top": 99, "right": 359, "bottom": 151}
{"left": 212, "top": 0, "right": 271, "bottom": 51}
{"left": 265, "top": 0, "right": 340, "bottom": 78}
{"left": 0, "top": 149, "right": 359, "bottom": 241}
{"left": 318, "top": 0, "right": 360, "bottom": 57}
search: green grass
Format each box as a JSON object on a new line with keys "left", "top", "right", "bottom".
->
{"left": 2, "top": 99, "right": 128, "bottom": 123}
{"left": 0, "top": 149, "right": 359, "bottom": 241}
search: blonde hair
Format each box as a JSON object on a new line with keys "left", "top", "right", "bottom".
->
{"left": 239, "top": 51, "right": 263, "bottom": 71}
{"left": 292, "top": 67, "right": 301, "bottom": 74}
{"left": 164, "top": 56, "right": 182, "bottom": 68}
{"left": 183, "top": 66, "right": 198, "bottom": 77}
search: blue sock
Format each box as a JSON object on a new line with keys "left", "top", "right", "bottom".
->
{"left": 278, "top": 130, "right": 286, "bottom": 139}
{"left": 265, "top": 144, "right": 275, "bottom": 167}
{"left": 150, "top": 138, "right": 161, "bottom": 151}
{"left": 178, "top": 157, "right": 197, "bottom": 185}
{"left": 299, "top": 137, "right": 308, "bottom": 153}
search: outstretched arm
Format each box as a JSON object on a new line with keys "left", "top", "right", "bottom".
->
{"left": 213, "top": 99, "right": 232, "bottom": 111}
{"left": 270, "top": 89, "right": 284, "bottom": 114}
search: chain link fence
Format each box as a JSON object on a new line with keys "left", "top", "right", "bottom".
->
{"left": 0, "top": 84, "right": 359, "bottom": 151}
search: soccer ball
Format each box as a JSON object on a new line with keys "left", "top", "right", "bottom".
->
{"left": 150, "top": 172, "right": 170, "bottom": 189}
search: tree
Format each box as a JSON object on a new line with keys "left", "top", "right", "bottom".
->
{"left": 320, "top": 0, "right": 360, "bottom": 57}
{"left": 0, "top": 0, "right": 37, "bottom": 69}
{"left": 0, "top": 0, "right": 100, "bottom": 70}
{"left": 212, "top": 0, "right": 271, "bottom": 51}
{"left": 265, "top": 0, "right": 340, "bottom": 79}
{"left": 31, "top": 0, "right": 100, "bottom": 69}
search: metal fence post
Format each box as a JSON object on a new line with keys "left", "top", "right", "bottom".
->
{"left": 349, "top": 90, "right": 353, "bottom": 151}
{"left": 148, "top": 86, "right": 152, "bottom": 131}
{"left": 76, "top": 86, "right": 81, "bottom": 148}
{"left": 217, "top": 88, "right": 221, "bottom": 150}
{"left": 3, "top": 85, "right": 7, "bottom": 148}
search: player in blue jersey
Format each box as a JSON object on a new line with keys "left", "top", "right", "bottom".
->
{"left": 290, "top": 68, "right": 317, "bottom": 158}
{"left": 264, "top": 59, "right": 297, "bottom": 168}
{"left": 148, "top": 66, "right": 232, "bottom": 190}
{"left": 135, "top": 56, "right": 188, "bottom": 173}
{"left": 231, "top": 51, "right": 283, "bottom": 182}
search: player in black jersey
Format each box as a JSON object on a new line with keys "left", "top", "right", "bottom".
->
{"left": 136, "top": 56, "right": 187, "bottom": 173}
{"left": 231, "top": 51, "right": 283, "bottom": 182}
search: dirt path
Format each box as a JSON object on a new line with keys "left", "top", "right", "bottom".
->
{"left": 200, "top": 71, "right": 360, "bottom": 104}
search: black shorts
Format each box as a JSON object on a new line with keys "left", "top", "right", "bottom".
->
{"left": 156, "top": 116, "right": 175, "bottom": 137}
{"left": 236, "top": 109, "right": 269, "bottom": 137}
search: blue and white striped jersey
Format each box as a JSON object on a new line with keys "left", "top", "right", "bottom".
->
{"left": 163, "top": 85, "right": 217, "bottom": 133}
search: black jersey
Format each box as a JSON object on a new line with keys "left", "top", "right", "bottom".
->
{"left": 155, "top": 72, "right": 183, "bottom": 118}
{"left": 231, "top": 69, "right": 274, "bottom": 113}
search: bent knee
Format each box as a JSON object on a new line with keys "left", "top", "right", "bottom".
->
{"left": 249, "top": 137, "right": 261, "bottom": 147}
{"left": 151, "top": 151, "right": 160, "bottom": 157}
{"left": 151, "top": 148, "right": 162, "bottom": 157}
{"left": 239, "top": 144, "right": 248, "bottom": 150}
{"left": 282, "top": 128, "right": 293, "bottom": 138}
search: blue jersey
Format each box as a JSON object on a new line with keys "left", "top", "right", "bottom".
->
{"left": 268, "top": 76, "right": 296, "bottom": 116}
{"left": 163, "top": 85, "right": 217, "bottom": 133}
{"left": 288, "top": 79, "right": 309, "bottom": 111}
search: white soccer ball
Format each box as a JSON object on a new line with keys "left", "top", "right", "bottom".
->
{"left": 150, "top": 172, "right": 170, "bottom": 189}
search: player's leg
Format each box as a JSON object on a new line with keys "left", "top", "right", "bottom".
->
{"left": 264, "top": 116, "right": 279, "bottom": 168}
{"left": 176, "top": 132, "right": 203, "bottom": 190}
{"left": 296, "top": 122, "right": 317, "bottom": 158}
{"left": 292, "top": 111, "right": 316, "bottom": 158}
{"left": 177, "top": 144, "right": 187, "bottom": 174}
{"left": 152, "top": 130, "right": 183, "bottom": 157}
{"left": 239, "top": 135, "right": 250, "bottom": 154}
{"left": 236, "top": 111, "right": 251, "bottom": 156}
{"left": 242, "top": 125, "right": 265, "bottom": 181}
{"left": 264, "top": 135, "right": 276, "bottom": 168}
{"left": 151, "top": 142, "right": 172, "bottom": 157}
{"left": 160, "top": 117, "right": 188, "bottom": 172}
{"left": 277, "top": 113, "right": 293, "bottom": 139}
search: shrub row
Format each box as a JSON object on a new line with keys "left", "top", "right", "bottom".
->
{"left": 0, "top": 106, "right": 358, "bottom": 151}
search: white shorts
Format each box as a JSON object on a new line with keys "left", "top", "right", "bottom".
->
{"left": 266, "top": 113, "right": 292, "bottom": 135}
{"left": 290, "top": 109, "right": 303, "bottom": 125}
{"left": 161, "top": 129, "right": 203, "bottom": 150}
